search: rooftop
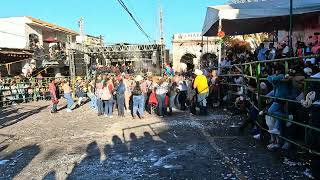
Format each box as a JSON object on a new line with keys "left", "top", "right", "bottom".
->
{"left": 26, "top": 16, "right": 78, "bottom": 35}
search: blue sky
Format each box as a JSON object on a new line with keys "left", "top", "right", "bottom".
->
{"left": 1, "top": 0, "right": 227, "bottom": 48}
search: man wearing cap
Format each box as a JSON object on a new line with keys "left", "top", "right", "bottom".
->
{"left": 193, "top": 69, "right": 209, "bottom": 115}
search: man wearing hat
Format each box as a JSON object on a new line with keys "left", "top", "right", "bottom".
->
{"left": 193, "top": 69, "right": 209, "bottom": 115}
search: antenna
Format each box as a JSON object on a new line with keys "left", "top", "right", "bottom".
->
{"left": 78, "top": 17, "right": 84, "bottom": 37}
{"left": 159, "top": 1, "right": 165, "bottom": 76}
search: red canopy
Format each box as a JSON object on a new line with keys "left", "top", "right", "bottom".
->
{"left": 43, "top": 37, "right": 57, "bottom": 43}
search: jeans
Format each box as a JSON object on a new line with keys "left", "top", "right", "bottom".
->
{"left": 133, "top": 95, "right": 144, "bottom": 116}
{"left": 156, "top": 94, "right": 166, "bottom": 116}
{"left": 197, "top": 92, "right": 209, "bottom": 107}
{"left": 87, "top": 92, "right": 97, "bottom": 110}
{"left": 169, "top": 94, "right": 176, "bottom": 113}
{"left": 52, "top": 103, "right": 57, "bottom": 112}
{"left": 104, "top": 100, "right": 113, "bottom": 116}
{"left": 116, "top": 94, "right": 125, "bottom": 116}
{"left": 178, "top": 91, "right": 187, "bottom": 110}
{"left": 64, "top": 93, "right": 74, "bottom": 110}
{"left": 97, "top": 98, "right": 104, "bottom": 115}
{"left": 268, "top": 102, "right": 284, "bottom": 132}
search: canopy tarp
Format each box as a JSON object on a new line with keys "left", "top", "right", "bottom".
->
{"left": 202, "top": 0, "right": 320, "bottom": 36}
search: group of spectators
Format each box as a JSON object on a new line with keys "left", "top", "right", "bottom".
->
{"left": 218, "top": 40, "right": 320, "bottom": 157}
{"left": 0, "top": 74, "right": 48, "bottom": 106}
{"left": 48, "top": 69, "right": 210, "bottom": 119}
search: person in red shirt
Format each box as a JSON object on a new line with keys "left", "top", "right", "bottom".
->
{"left": 49, "top": 79, "right": 58, "bottom": 113}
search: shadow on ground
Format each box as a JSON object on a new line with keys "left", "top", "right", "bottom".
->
{"left": 0, "top": 105, "right": 49, "bottom": 129}
{"left": 0, "top": 144, "right": 40, "bottom": 179}
{"left": 66, "top": 120, "right": 226, "bottom": 179}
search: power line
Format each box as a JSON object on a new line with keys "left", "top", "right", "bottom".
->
{"left": 116, "top": 0, "right": 153, "bottom": 43}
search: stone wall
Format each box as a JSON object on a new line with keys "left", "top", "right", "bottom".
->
{"left": 172, "top": 32, "right": 219, "bottom": 72}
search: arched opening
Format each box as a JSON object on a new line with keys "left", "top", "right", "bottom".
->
{"left": 180, "top": 53, "right": 196, "bottom": 71}
{"left": 201, "top": 53, "right": 217, "bottom": 68}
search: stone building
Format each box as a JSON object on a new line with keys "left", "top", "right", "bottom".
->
{"left": 172, "top": 32, "right": 219, "bottom": 72}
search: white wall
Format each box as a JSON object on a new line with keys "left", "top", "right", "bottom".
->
{"left": 0, "top": 17, "right": 28, "bottom": 49}
{"left": 172, "top": 33, "right": 218, "bottom": 72}
{"left": 25, "top": 24, "right": 43, "bottom": 47}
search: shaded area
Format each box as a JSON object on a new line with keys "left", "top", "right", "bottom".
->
{"left": 67, "top": 122, "right": 227, "bottom": 179}
{"left": 64, "top": 109, "right": 311, "bottom": 179}
{"left": 42, "top": 171, "right": 56, "bottom": 180}
{"left": 0, "top": 105, "right": 49, "bottom": 129}
{"left": 0, "top": 144, "right": 40, "bottom": 179}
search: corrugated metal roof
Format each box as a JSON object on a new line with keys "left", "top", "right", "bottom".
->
{"left": 26, "top": 16, "right": 79, "bottom": 35}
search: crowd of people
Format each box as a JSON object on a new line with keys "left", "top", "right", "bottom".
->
{"left": 217, "top": 40, "right": 320, "bottom": 157}
{"left": 48, "top": 69, "right": 210, "bottom": 119}
{"left": 1, "top": 39, "right": 320, "bottom": 160}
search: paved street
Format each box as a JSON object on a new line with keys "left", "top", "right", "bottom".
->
{"left": 0, "top": 101, "right": 309, "bottom": 179}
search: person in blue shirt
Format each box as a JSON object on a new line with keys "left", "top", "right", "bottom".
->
{"left": 257, "top": 43, "right": 268, "bottom": 61}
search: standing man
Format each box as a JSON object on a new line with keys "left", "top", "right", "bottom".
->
{"left": 132, "top": 75, "right": 145, "bottom": 119}
{"left": 116, "top": 78, "right": 126, "bottom": 117}
{"left": 49, "top": 79, "right": 58, "bottom": 113}
{"left": 193, "top": 69, "right": 209, "bottom": 115}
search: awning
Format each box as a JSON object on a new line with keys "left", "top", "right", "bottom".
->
{"left": 43, "top": 37, "right": 58, "bottom": 43}
{"left": 202, "top": 0, "right": 320, "bottom": 36}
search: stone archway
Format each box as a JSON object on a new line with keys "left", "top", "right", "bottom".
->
{"left": 201, "top": 53, "right": 217, "bottom": 68}
{"left": 181, "top": 53, "right": 196, "bottom": 71}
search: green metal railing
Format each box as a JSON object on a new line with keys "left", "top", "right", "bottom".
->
{"left": 0, "top": 76, "right": 88, "bottom": 107}
{"left": 216, "top": 55, "right": 320, "bottom": 156}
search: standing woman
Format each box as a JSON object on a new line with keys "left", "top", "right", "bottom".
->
{"left": 168, "top": 80, "right": 178, "bottom": 115}
{"left": 49, "top": 79, "right": 58, "bottom": 113}
{"left": 102, "top": 78, "right": 114, "bottom": 118}
{"left": 156, "top": 78, "right": 169, "bottom": 117}
{"left": 116, "top": 78, "right": 126, "bottom": 117}
{"left": 75, "top": 78, "right": 85, "bottom": 106}
{"left": 95, "top": 77, "right": 104, "bottom": 116}
{"left": 123, "top": 75, "right": 132, "bottom": 113}
{"left": 62, "top": 80, "right": 74, "bottom": 112}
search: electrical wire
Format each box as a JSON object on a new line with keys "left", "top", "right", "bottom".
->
{"left": 116, "top": 0, "right": 153, "bottom": 43}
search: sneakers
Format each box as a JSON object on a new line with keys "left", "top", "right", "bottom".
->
{"left": 253, "top": 134, "right": 261, "bottom": 140}
{"left": 66, "top": 109, "right": 72, "bottom": 113}
{"left": 267, "top": 143, "right": 280, "bottom": 150}
{"left": 109, "top": 115, "right": 113, "bottom": 119}
{"left": 268, "top": 128, "right": 280, "bottom": 135}
{"left": 104, "top": 114, "right": 109, "bottom": 118}
{"left": 301, "top": 91, "right": 316, "bottom": 108}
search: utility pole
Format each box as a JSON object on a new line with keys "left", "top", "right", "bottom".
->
{"left": 159, "top": 3, "right": 165, "bottom": 76}
{"left": 289, "top": 0, "right": 293, "bottom": 57}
